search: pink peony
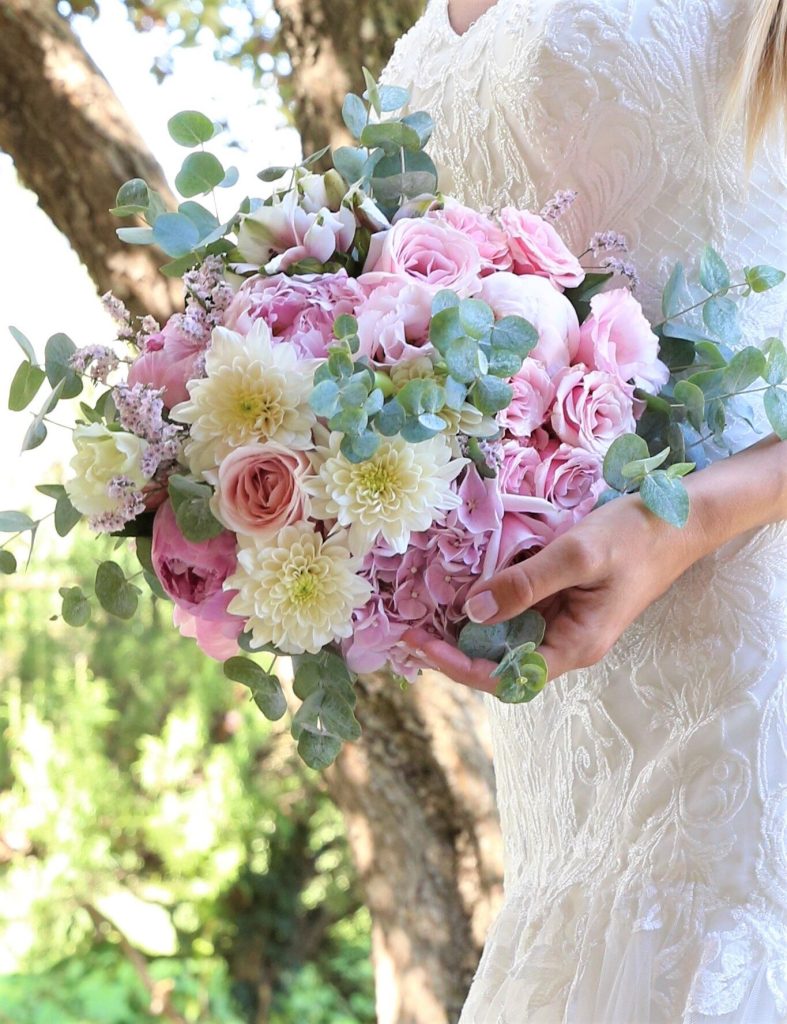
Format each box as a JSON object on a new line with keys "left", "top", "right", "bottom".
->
{"left": 498, "top": 358, "right": 556, "bottom": 439}
{"left": 362, "top": 216, "right": 483, "bottom": 296}
{"left": 210, "top": 442, "right": 311, "bottom": 540}
{"left": 479, "top": 273, "right": 580, "bottom": 373}
{"left": 534, "top": 442, "right": 605, "bottom": 524}
{"left": 237, "top": 189, "right": 356, "bottom": 273}
{"left": 577, "top": 288, "right": 669, "bottom": 393}
{"left": 428, "top": 199, "right": 513, "bottom": 275}
{"left": 151, "top": 500, "right": 244, "bottom": 660}
{"left": 128, "top": 316, "right": 204, "bottom": 409}
{"left": 498, "top": 207, "right": 584, "bottom": 289}
{"left": 223, "top": 271, "right": 365, "bottom": 359}
{"left": 550, "top": 364, "right": 636, "bottom": 455}
{"left": 355, "top": 272, "right": 434, "bottom": 364}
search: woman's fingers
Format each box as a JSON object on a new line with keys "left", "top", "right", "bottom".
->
{"left": 463, "top": 533, "right": 599, "bottom": 625}
{"left": 402, "top": 628, "right": 499, "bottom": 692}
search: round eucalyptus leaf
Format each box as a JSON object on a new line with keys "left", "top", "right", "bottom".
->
{"left": 297, "top": 731, "right": 342, "bottom": 771}
{"left": 0, "top": 511, "right": 36, "bottom": 533}
{"left": 175, "top": 152, "right": 225, "bottom": 198}
{"left": 699, "top": 245, "right": 730, "bottom": 294}
{"left": 0, "top": 550, "right": 18, "bottom": 574}
{"left": 764, "top": 385, "right": 787, "bottom": 440}
{"left": 640, "top": 471, "right": 690, "bottom": 528}
{"left": 153, "top": 213, "right": 201, "bottom": 258}
{"left": 745, "top": 265, "right": 786, "bottom": 293}
{"left": 59, "top": 586, "right": 91, "bottom": 627}
{"left": 45, "top": 333, "right": 82, "bottom": 399}
{"left": 95, "top": 561, "right": 140, "bottom": 620}
{"left": 340, "top": 430, "right": 380, "bottom": 463}
{"left": 223, "top": 657, "right": 287, "bottom": 721}
{"left": 602, "top": 433, "right": 649, "bottom": 491}
{"left": 9, "top": 361, "right": 46, "bottom": 412}
{"left": 167, "top": 110, "right": 215, "bottom": 147}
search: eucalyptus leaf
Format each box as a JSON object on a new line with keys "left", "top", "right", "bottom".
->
{"left": 459, "top": 299, "right": 495, "bottom": 339}
{"left": 378, "top": 85, "right": 411, "bottom": 112}
{"left": 401, "top": 110, "right": 434, "bottom": 147}
{"left": 722, "top": 346, "right": 767, "bottom": 393}
{"left": 375, "top": 400, "right": 406, "bottom": 436}
{"left": 699, "top": 245, "right": 730, "bottom": 294}
{"left": 506, "top": 609, "right": 547, "bottom": 649}
{"left": 703, "top": 296, "right": 742, "bottom": 345}
{"left": 297, "top": 731, "right": 342, "bottom": 771}
{"left": 745, "top": 265, "right": 786, "bottom": 293}
{"left": 309, "top": 379, "right": 341, "bottom": 418}
{"left": 432, "top": 290, "right": 460, "bottom": 315}
{"left": 167, "top": 110, "right": 215, "bottom": 147}
{"left": 640, "top": 472, "right": 690, "bottom": 527}
{"left": 621, "top": 446, "right": 671, "bottom": 480}
{"left": 95, "top": 560, "right": 140, "bottom": 620}
{"left": 764, "top": 338, "right": 787, "bottom": 384}
{"left": 9, "top": 326, "right": 36, "bottom": 363}
{"left": 494, "top": 651, "right": 549, "bottom": 704}
{"left": 332, "top": 147, "right": 367, "bottom": 184}
{"left": 117, "top": 226, "right": 156, "bottom": 245}
{"left": 764, "top": 386, "right": 787, "bottom": 439}
{"left": 59, "top": 586, "right": 91, "bottom": 627}
{"left": 257, "top": 165, "right": 291, "bottom": 182}
{"left": 152, "top": 212, "right": 201, "bottom": 258}
{"left": 111, "top": 178, "right": 150, "bottom": 216}
{"left": 45, "top": 333, "right": 82, "bottom": 399}
{"left": 429, "top": 307, "right": 464, "bottom": 354}
{"left": 223, "top": 657, "right": 287, "bottom": 721}
{"left": 471, "top": 375, "right": 513, "bottom": 416}
{"left": 0, "top": 550, "right": 17, "bottom": 574}
{"left": 673, "top": 379, "right": 705, "bottom": 432}
{"left": 340, "top": 430, "right": 380, "bottom": 463}
{"left": 9, "top": 361, "right": 45, "bottom": 412}
{"left": 218, "top": 166, "right": 239, "bottom": 188}
{"left": 175, "top": 152, "right": 225, "bottom": 198}
{"left": 603, "top": 434, "right": 649, "bottom": 491}
{"left": 445, "top": 337, "right": 482, "bottom": 384}
{"left": 458, "top": 620, "right": 508, "bottom": 660}
{"left": 54, "top": 495, "right": 81, "bottom": 538}
{"left": 0, "top": 511, "right": 36, "bottom": 533}
{"left": 342, "top": 93, "right": 368, "bottom": 138}
{"left": 661, "top": 262, "right": 689, "bottom": 319}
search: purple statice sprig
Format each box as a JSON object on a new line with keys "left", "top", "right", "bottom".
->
{"left": 69, "top": 345, "right": 121, "bottom": 384}
{"left": 112, "top": 382, "right": 182, "bottom": 478}
{"left": 90, "top": 476, "right": 147, "bottom": 533}
{"left": 540, "top": 189, "right": 578, "bottom": 223}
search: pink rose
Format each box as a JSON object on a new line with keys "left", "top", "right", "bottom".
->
{"left": 151, "top": 500, "right": 243, "bottom": 660}
{"left": 223, "top": 271, "right": 365, "bottom": 359}
{"left": 498, "top": 358, "right": 556, "bottom": 439}
{"left": 355, "top": 273, "right": 434, "bottom": 364}
{"left": 237, "top": 189, "right": 356, "bottom": 273}
{"left": 550, "top": 364, "right": 636, "bottom": 455}
{"left": 479, "top": 273, "right": 580, "bottom": 373}
{"left": 363, "top": 216, "right": 483, "bottom": 296}
{"left": 498, "top": 207, "right": 584, "bottom": 289}
{"left": 210, "top": 442, "right": 311, "bottom": 540}
{"left": 428, "top": 199, "right": 512, "bottom": 276}
{"left": 577, "top": 288, "right": 669, "bottom": 393}
{"left": 534, "top": 442, "right": 605, "bottom": 524}
{"left": 128, "top": 316, "right": 203, "bottom": 409}
{"left": 493, "top": 512, "right": 556, "bottom": 572}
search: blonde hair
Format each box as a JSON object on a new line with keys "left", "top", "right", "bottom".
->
{"left": 726, "top": 0, "right": 787, "bottom": 164}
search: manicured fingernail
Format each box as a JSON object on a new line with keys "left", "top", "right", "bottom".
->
{"left": 465, "top": 591, "right": 499, "bottom": 624}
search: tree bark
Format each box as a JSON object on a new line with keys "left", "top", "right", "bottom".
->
{"left": 272, "top": 0, "right": 426, "bottom": 157}
{"left": 0, "top": 0, "right": 181, "bottom": 321}
{"left": 329, "top": 671, "right": 503, "bottom": 1024}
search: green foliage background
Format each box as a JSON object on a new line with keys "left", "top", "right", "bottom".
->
{"left": 0, "top": 536, "right": 374, "bottom": 1023}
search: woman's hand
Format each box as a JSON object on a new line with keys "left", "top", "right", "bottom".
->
{"left": 402, "top": 434, "right": 787, "bottom": 692}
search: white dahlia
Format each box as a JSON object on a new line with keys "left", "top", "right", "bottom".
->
{"left": 171, "top": 320, "right": 317, "bottom": 477}
{"left": 226, "top": 523, "right": 372, "bottom": 655}
{"left": 304, "top": 432, "right": 466, "bottom": 556}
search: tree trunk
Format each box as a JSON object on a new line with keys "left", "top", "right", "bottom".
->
{"left": 1, "top": 3, "right": 505, "bottom": 1018}
{"left": 329, "top": 671, "right": 503, "bottom": 1024}
{"left": 272, "top": 0, "right": 426, "bottom": 157}
{"left": 0, "top": 0, "right": 181, "bottom": 321}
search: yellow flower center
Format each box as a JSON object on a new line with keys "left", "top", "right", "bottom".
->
{"left": 229, "top": 380, "right": 284, "bottom": 438}
{"left": 288, "top": 567, "right": 320, "bottom": 606}
{"left": 356, "top": 460, "right": 398, "bottom": 502}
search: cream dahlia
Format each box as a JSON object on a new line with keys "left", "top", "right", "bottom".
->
{"left": 171, "top": 320, "right": 316, "bottom": 477}
{"left": 225, "top": 523, "right": 372, "bottom": 655}
{"left": 304, "top": 432, "right": 466, "bottom": 556}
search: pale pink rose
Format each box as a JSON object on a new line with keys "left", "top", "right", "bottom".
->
{"left": 355, "top": 272, "right": 434, "bottom": 363}
{"left": 223, "top": 271, "right": 365, "bottom": 359}
{"left": 498, "top": 358, "right": 556, "bottom": 439}
{"left": 534, "top": 442, "right": 605, "bottom": 524}
{"left": 428, "top": 198, "right": 513, "bottom": 275}
{"left": 479, "top": 273, "right": 580, "bottom": 373}
{"left": 152, "top": 500, "right": 244, "bottom": 660}
{"left": 493, "top": 512, "right": 556, "bottom": 572}
{"left": 128, "top": 317, "right": 203, "bottom": 409}
{"left": 577, "top": 288, "right": 669, "bottom": 393}
{"left": 211, "top": 442, "right": 311, "bottom": 540}
{"left": 550, "top": 364, "right": 636, "bottom": 456}
{"left": 498, "top": 207, "right": 584, "bottom": 289}
{"left": 362, "top": 216, "right": 483, "bottom": 296}
{"left": 237, "top": 190, "right": 356, "bottom": 273}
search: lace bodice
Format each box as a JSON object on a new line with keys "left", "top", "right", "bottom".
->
{"left": 381, "top": 3, "right": 787, "bottom": 1021}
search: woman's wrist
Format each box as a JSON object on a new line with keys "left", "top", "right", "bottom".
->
{"left": 681, "top": 434, "right": 787, "bottom": 562}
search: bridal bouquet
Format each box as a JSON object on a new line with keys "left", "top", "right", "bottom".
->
{"left": 5, "top": 71, "right": 786, "bottom": 768}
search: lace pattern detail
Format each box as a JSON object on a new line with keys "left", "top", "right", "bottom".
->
{"left": 382, "top": 2, "right": 787, "bottom": 1020}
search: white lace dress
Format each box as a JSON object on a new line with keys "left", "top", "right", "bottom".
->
{"left": 381, "top": 2, "right": 787, "bottom": 1021}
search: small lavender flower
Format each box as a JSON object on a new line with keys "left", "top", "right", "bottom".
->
{"left": 89, "top": 477, "right": 146, "bottom": 533}
{"left": 101, "top": 292, "right": 133, "bottom": 339}
{"left": 540, "top": 189, "right": 579, "bottom": 222}
{"left": 601, "top": 256, "right": 641, "bottom": 291}
{"left": 478, "top": 438, "right": 504, "bottom": 470}
{"left": 69, "top": 345, "right": 120, "bottom": 384}
{"left": 588, "top": 231, "right": 629, "bottom": 257}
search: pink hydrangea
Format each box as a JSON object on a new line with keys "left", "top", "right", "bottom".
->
{"left": 498, "top": 207, "right": 585, "bottom": 289}
{"left": 223, "top": 271, "right": 366, "bottom": 359}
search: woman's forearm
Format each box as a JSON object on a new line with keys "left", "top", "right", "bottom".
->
{"left": 686, "top": 434, "right": 787, "bottom": 561}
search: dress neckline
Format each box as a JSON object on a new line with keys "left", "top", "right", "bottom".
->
{"left": 443, "top": 0, "right": 503, "bottom": 39}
